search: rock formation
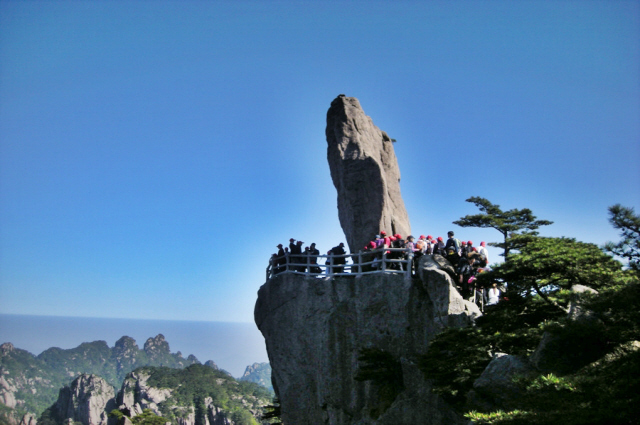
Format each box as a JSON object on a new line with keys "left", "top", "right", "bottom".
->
{"left": 254, "top": 96, "right": 482, "bottom": 423}
{"left": 239, "top": 362, "right": 273, "bottom": 392}
{"left": 117, "top": 370, "right": 172, "bottom": 418}
{"left": 255, "top": 256, "right": 480, "bottom": 424}
{"left": 0, "top": 335, "right": 208, "bottom": 422}
{"left": 204, "top": 360, "right": 219, "bottom": 369}
{"left": 326, "top": 95, "right": 411, "bottom": 253}
{"left": 115, "top": 367, "right": 269, "bottom": 425}
{"left": 49, "top": 374, "right": 116, "bottom": 425}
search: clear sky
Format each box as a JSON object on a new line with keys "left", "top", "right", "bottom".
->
{"left": 1, "top": 0, "right": 639, "bottom": 324}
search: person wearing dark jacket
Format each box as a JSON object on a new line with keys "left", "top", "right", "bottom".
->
{"left": 331, "top": 242, "right": 347, "bottom": 273}
{"left": 457, "top": 254, "right": 477, "bottom": 299}
{"left": 275, "top": 244, "right": 286, "bottom": 274}
{"left": 309, "top": 243, "right": 321, "bottom": 274}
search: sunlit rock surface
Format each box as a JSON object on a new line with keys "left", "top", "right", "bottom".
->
{"left": 326, "top": 95, "right": 411, "bottom": 253}
{"left": 255, "top": 256, "right": 479, "bottom": 424}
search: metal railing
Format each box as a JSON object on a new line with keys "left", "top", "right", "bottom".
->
{"left": 266, "top": 247, "right": 416, "bottom": 280}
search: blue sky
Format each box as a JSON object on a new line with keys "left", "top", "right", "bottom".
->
{"left": 1, "top": 0, "right": 639, "bottom": 324}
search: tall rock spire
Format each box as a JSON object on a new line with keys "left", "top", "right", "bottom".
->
{"left": 326, "top": 95, "right": 411, "bottom": 252}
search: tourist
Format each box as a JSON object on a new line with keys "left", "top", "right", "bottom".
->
{"left": 457, "top": 253, "right": 477, "bottom": 299}
{"left": 390, "top": 234, "right": 406, "bottom": 270}
{"left": 416, "top": 235, "right": 427, "bottom": 254}
{"left": 331, "top": 242, "right": 347, "bottom": 273}
{"left": 477, "top": 241, "right": 489, "bottom": 266}
{"left": 445, "top": 231, "right": 461, "bottom": 264}
{"left": 275, "top": 243, "right": 286, "bottom": 274}
{"left": 309, "top": 243, "right": 322, "bottom": 274}
{"left": 269, "top": 253, "right": 278, "bottom": 278}
{"left": 487, "top": 283, "right": 501, "bottom": 306}
{"left": 325, "top": 250, "right": 333, "bottom": 275}
{"left": 434, "top": 236, "right": 445, "bottom": 255}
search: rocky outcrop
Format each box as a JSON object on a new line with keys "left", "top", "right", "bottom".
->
{"left": 50, "top": 374, "right": 116, "bottom": 425}
{"left": 142, "top": 335, "right": 171, "bottom": 362}
{"left": 239, "top": 363, "right": 272, "bottom": 392}
{"left": 468, "top": 353, "right": 535, "bottom": 411}
{"left": 0, "top": 343, "right": 60, "bottom": 425}
{"left": 204, "top": 360, "right": 218, "bottom": 370}
{"left": 115, "top": 366, "right": 269, "bottom": 425}
{"left": 255, "top": 255, "right": 479, "bottom": 424}
{"left": 1, "top": 371, "right": 18, "bottom": 409}
{"left": 117, "top": 371, "right": 171, "bottom": 417}
{"left": 326, "top": 95, "right": 411, "bottom": 253}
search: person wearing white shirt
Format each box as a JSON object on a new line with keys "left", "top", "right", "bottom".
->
{"left": 487, "top": 283, "right": 501, "bottom": 305}
{"left": 477, "top": 241, "right": 490, "bottom": 266}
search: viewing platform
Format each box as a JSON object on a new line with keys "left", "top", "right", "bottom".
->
{"left": 266, "top": 247, "right": 415, "bottom": 280}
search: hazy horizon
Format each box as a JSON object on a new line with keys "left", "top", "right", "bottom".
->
{"left": 0, "top": 313, "right": 268, "bottom": 378}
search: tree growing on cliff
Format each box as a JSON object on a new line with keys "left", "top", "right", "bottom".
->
{"left": 453, "top": 197, "right": 553, "bottom": 260}
{"left": 604, "top": 204, "right": 640, "bottom": 272}
{"left": 421, "top": 205, "right": 640, "bottom": 423}
{"left": 482, "top": 236, "right": 624, "bottom": 312}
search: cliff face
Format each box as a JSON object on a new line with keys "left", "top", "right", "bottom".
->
{"left": 49, "top": 374, "right": 116, "bottom": 425}
{"left": 326, "top": 95, "right": 411, "bottom": 253}
{"left": 255, "top": 256, "right": 480, "bottom": 424}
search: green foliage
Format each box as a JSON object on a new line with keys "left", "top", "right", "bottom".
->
{"left": 354, "top": 348, "right": 404, "bottom": 418}
{"left": 261, "top": 398, "right": 282, "bottom": 424}
{"left": 0, "top": 346, "right": 62, "bottom": 415}
{"left": 421, "top": 204, "right": 640, "bottom": 423}
{"left": 465, "top": 409, "right": 532, "bottom": 424}
{"left": 131, "top": 409, "right": 167, "bottom": 425}
{"left": 453, "top": 196, "right": 553, "bottom": 260}
{"left": 604, "top": 204, "right": 640, "bottom": 272}
{"left": 482, "top": 237, "right": 624, "bottom": 311}
{"left": 140, "top": 364, "right": 270, "bottom": 425}
{"left": 0, "top": 403, "right": 17, "bottom": 425}
{"left": 108, "top": 409, "right": 124, "bottom": 421}
{"left": 419, "top": 328, "right": 493, "bottom": 408}
{"left": 1, "top": 336, "right": 201, "bottom": 418}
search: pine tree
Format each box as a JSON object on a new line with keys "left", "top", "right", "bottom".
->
{"left": 453, "top": 197, "right": 553, "bottom": 260}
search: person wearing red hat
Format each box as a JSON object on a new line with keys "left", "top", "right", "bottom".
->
{"left": 434, "top": 236, "right": 445, "bottom": 255}
{"left": 416, "top": 235, "right": 427, "bottom": 254}
{"left": 460, "top": 241, "right": 468, "bottom": 257}
{"left": 477, "top": 241, "right": 489, "bottom": 267}
{"left": 383, "top": 233, "right": 393, "bottom": 248}
{"left": 389, "top": 235, "right": 406, "bottom": 270}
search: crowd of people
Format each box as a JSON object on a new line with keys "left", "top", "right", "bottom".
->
{"left": 268, "top": 230, "right": 502, "bottom": 308}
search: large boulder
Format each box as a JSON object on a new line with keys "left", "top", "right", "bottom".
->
{"left": 255, "top": 256, "right": 477, "bottom": 424}
{"left": 326, "top": 95, "right": 411, "bottom": 253}
{"left": 469, "top": 353, "right": 535, "bottom": 411}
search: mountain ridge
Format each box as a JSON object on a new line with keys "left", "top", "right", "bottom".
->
{"left": 0, "top": 334, "right": 269, "bottom": 425}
